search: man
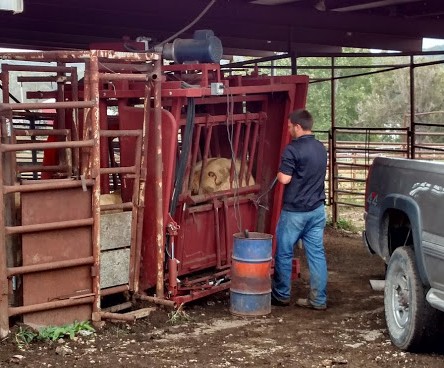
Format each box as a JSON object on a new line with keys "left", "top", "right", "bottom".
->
{"left": 271, "top": 109, "right": 328, "bottom": 310}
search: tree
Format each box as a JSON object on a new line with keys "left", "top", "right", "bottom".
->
{"left": 355, "top": 55, "right": 444, "bottom": 143}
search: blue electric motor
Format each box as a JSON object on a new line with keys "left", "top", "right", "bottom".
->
{"left": 162, "top": 29, "right": 223, "bottom": 64}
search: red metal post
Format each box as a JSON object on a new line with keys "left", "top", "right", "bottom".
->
{"left": 0, "top": 117, "right": 9, "bottom": 338}
{"left": 89, "top": 52, "right": 102, "bottom": 320}
{"left": 153, "top": 59, "right": 165, "bottom": 299}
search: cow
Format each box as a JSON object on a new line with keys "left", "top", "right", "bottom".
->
{"left": 191, "top": 157, "right": 255, "bottom": 195}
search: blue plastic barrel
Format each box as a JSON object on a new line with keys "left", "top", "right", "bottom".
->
{"left": 230, "top": 232, "right": 273, "bottom": 316}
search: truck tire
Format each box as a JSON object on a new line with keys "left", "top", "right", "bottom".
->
{"left": 384, "top": 246, "right": 435, "bottom": 351}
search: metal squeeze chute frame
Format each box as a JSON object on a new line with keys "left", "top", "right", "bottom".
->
{"left": 136, "top": 64, "right": 309, "bottom": 305}
{"left": 0, "top": 50, "right": 308, "bottom": 336}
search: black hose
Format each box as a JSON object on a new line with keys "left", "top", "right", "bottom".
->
{"left": 169, "top": 97, "right": 195, "bottom": 215}
{"left": 165, "top": 97, "right": 195, "bottom": 261}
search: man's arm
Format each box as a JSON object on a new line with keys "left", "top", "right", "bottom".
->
{"left": 277, "top": 172, "right": 292, "bottom": 185}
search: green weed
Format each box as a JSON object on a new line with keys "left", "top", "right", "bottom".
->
{"left": 167, "top": 303, "right": 192, "bottom": 325}
{"left": 15, "top": 326, "right": 38, "bottom": 348}
{"left": 39, "top": 320, "right": 94, "bottom": 341}
{"left": 14, "top": 320, "right": 95, "bottom": 348}
{"left": 327, "top": 217, "right": 357, "bottom": 232}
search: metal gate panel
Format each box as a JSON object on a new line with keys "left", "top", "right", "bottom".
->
{"left": 178, "top": 206, "right": 219, "bottom": 272}
{"left": 178, "top": 200, "right": 257, "bottom": 274}
{"left": 21, "top": 187, "right": 92, "bottom": 326}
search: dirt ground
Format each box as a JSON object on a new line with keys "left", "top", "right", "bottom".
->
{"left": 2, "top": 227, "right": 444, "bottom": 368}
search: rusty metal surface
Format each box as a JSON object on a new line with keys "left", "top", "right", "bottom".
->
{"left": 0, "top": 50, "right": 162, "bottom": 333}
{"left": 135, "top": 71, "right": 308, "bottom": 307}
{"left": 153, "top": 63, "right": 165, "bottom": 299}
{"left": 0, "top": 50, "right": 159, "bottom": 63}
{"left": 3, "top": 179, "right": 94, "bottom": 194}
{"left": 0, "top": 116, "right": 10, "bottom": 337}
{"left": 21, "top": 187, "right": 92, "bottom": 326}
{"left": 0, "top": 100, "right": 95, "bottom": 112}
{"left": 138, "top": 110, "right": 177, "bottom": 290}
{"left": 0, "top": 50, "right": 308, "bottom": 319}
{"left": 89, "top": 53, "right": 102, "bottom": 318}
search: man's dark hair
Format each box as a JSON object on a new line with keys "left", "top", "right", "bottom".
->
{"left": 288, "top": 109, "right": 313, "bottom": 131}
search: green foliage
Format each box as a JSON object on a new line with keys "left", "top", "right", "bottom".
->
{"left": 273, "top": 49, "right": 375, "bottom": 133}
{"left": 269, "top": 50, "right": 444, "bottom": 142}
{"left": 167, "top": 304, "right": 192, "bottom": 325}
{"left": 39, "top": 320, "right": 94, "bottom": 341}
{"left": 327, "top": 217, "right": 357, "bottom": 232}
{"left": 14, "top": 321, "right": 95, "bottom": 347}
{"left": 15, "top": 326, "right": 38, "bottom": 348}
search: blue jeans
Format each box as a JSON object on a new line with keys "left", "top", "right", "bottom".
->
{"left": 272, "top": 205, "right": 327, "bottom": 306}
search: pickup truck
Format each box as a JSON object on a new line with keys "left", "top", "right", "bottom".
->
{"left": 363, "top": 156, "right": 444, "bottom": 351}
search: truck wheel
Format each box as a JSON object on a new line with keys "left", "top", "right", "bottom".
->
{"left": 384, "top": 247, "right": 435, "bottom": 351}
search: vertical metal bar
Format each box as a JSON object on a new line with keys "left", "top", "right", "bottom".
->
{"left": 71, "top": 67, "right": 80, "bottom": 178}
{"left": 409, "top": 55, "right": 415, "bottom": 159}
{"left": 0, "top": 117, "right": 9, "bottom": 338}
{"left": 290, "top": 51, "right": 297, "bottom": 75}
{"left": 29, "top": 117, "right": 38, "bottom": 180}
{"left": 1, "top": 66, "right": 10, "bottom": 103}
{"left": 229, "top": 122, "right": 242, "bottom": 184}
{"left": 203, "top": 125, "right": 213, "bottom": 158}
{"left": 214, "top": 201, "right": 222, "bottom": 269}
{"left": 89, "top": 52, "right": 101, "bottom": 319}
{"left": 108, "top": 138, "right": 118, "bottom": 190}
{"left": 56, "top": 62, "right": 66, "bottom": 129}
{"left": 223, "top": 199, "right": 231, "bottom": 266}
{"left": 153, "top": 59, "right": 165, "bottom": 299}
{"left": 328, "top": 129, "right": 334, "bottom": 208}
{"left": 81, "top": 61, "right": 91, "bottom": 178}
{"left": 99, "top": 100, "right": 110, "bottom": 193}
{"left": 198, "top": 125, "right": 213, "bottom": 192}
{"left": 255, "top": 106, "right": 267, "bottom": 188}
{"left": 129, "top": 132, "right": 142, "bottom": 292}
{"left": 188, "top": 124, "right": 202, "bottom": 190}
{"left": 247, "top": 121, "right": 259, "bottom": 184}
{"left": 1, "top": 66, "right": 18, "bottom": 312}
{"left": 56, "top": 62, "right": 68, "bottom": 177}
{"left": 133, "top": 83, "right": 151, "bottom": 294}
{"left": 330, "top": 57, "right": 338, "bottom": 225}
{"left": 239, "top": 118, "right": 251, "bottom": 183}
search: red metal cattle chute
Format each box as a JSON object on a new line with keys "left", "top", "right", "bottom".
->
{"left": 29, "top": 58, "right": 308, "bottom": 307}
{"left": 116, "top": 64, "right": 309, "bottom": 305}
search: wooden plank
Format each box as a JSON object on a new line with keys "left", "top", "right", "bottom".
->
{"left": 123, "top": 307, "right": 156, "bottom": 320}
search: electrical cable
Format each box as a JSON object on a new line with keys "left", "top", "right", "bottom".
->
{"left": 157, "top": 0, "right": 217, "bottom": 47}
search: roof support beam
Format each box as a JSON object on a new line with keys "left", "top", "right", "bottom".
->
{"left": 328, "top": 0, "right": 422, "bottom": 12}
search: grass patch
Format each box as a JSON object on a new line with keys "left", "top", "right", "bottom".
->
{"left": 167, "top": 303, "right": 192, "bottom": 325}
{"left": 14, "top": 321, "right": 95, "bottom": 348}
{"left": 327, "top": 217, "right": 358, "bottom": 232}
{"left": 15, "top": 326, "right": 38, "bottom": 349}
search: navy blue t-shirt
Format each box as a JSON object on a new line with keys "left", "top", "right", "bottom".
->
{"left": 279, "top": 134, "right": 327, "bottom": 212}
